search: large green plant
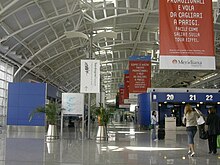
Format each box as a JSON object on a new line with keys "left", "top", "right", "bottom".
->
{"left": 29, "top": 102, "right": 61, "bottom": 125}
{"left": 93, "top": 104, "right": 113, "bottom": 126}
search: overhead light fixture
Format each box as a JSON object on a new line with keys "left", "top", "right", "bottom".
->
{"left": 64, "top": 18, "right": 72, "bottom": 27}
{"left": 87, "top": 0, "right": 116, "bottom": 3}
{"left": 191, "top": 73, "right": 218, "bottom": 85}
{"left": 16, "top": 55, "right": 23, "bottom": 59}
{"left": 105, "top": 27, "right": 114, "bottom": 29}
{"left": 0, "top": 36, "right": 9, "bottom": 42}
{"left": 191, "top": 80, "right": 200, "bottom": 85}
{"left": 93, "top": 32, "right": 117, "bottom": 42}
{"left": 9, "top": 51, "right": 16, "bottom": 55}
{"left": 27, "top": 62, "right": 32, "bottom": 66}
{"left": 64, "top": 31, "right": 89, "bottom": 40}
{"left": 64, "top": 31, "right": 117, "bottom": 42}
{"left": 102, "top": 46, "right": 112, "bottom": 50}
{"left": 201, "top": 73, "right": 218, "bottom": 80}
{"left": 155, "top": 41, "right": 159, "bottom": 45}
{"left": 0, "top": 44, "right": 9, "bottom": 53}
{"left": 151, "top": 63, "right": 158, "bottom": 66}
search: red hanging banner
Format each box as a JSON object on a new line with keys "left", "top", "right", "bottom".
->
{"left": 119, "top": 86, "right": 124, "bottom": 106}
{"left": 159, "top": 0, "right": 215, "bottom": 70}
{"left": 124, "top": 70, "right": 129, "bottom": 104}
{"left": 129, "top": 56, "right": 151, "bottom": 99}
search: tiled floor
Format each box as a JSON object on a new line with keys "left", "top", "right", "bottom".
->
{"left": 0, "top": 121, "right": 219, "bottom": 165}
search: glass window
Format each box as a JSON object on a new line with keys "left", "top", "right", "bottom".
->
{"left": 6, "top": 74, "right": 13, "bottom": 82}
{"left": 2, "top": 98, "right": 6, "bottom": 107}
{"left": 0, "top": 80, "right": 3, "bottom": 88}
{"left": 0, "top": 71, "right": 4, "bottom": 79}
{"left": 0, "top": 106, "right": 3, "bottom": 116}
{"left": 0, "top": 89, "right": 4, "bottom": 97}
{"left": 6, "top": 65, "right": 13, "bottom": 74}
{"left": 0, "top": 61, "right": 5, "bottom": 71}
{"left": 0, "top": 60, "right": 14, "bottom": 116}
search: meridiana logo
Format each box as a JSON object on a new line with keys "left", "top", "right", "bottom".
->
{"left": 171, "top": 59, "right": 202, "bottom": 65}
{"left": 172, "top": 59, "right": 178, "bottom": 64}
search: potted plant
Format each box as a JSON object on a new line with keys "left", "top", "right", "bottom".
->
{"left": 93, "top": 104, "right": 113, "bottom": 141}
{"left": 29, "top": 101, "right": 61, "bottom": 141}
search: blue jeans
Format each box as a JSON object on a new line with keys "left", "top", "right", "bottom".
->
{"left": 186, "top": 126, "right": 197, "bottom": 144}
{"left": 152, "top": 124, "right": 156, "bottom": 140}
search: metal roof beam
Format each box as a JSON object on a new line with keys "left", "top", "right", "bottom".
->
{"left": 15, "top": 35, "right": 65, "bottom": 77}
{"left": 0, "top": 0, "right": 19, "bottom": 16}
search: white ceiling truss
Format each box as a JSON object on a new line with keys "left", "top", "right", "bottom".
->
{"left": 0, "top": 0, "right": 220, "bottom": 101}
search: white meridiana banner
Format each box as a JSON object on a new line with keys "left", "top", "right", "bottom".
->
{"left": 80, "top": 60, "right": 100, "bottom": 93}
{"left": 159, "top": 56, "right": 216, "bottom": 70}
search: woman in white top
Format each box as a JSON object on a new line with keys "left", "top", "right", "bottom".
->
{"left": 183, "top": 104, "right": 200, "bottom": 157}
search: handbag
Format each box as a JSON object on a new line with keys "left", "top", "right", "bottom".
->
{"left": 197, "top": 116, "right": 205, "bottom": 125}
{"left": 198, "top": 124, "right": 208, "bottom": 140}
{"left": 182, "top": 116, "right": 186, "bottom": 126}
{"left": 194, "top": 108, "right": 205, "bottom": 125}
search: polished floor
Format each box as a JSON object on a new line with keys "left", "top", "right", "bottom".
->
{"left": 0, "top": 119, "right": 219, "bottom": 165}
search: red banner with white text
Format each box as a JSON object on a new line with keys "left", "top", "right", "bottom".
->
{"left": 124, "top": 70, "right": 129, "bottom": 104}
{"left": 119, "top": 87, "right": 124, "bottom": 106}
{"left": 159, "top": 0, "right": 215, "bottom": 70}
{"left": 129, "top": 56, "right": 151, "bottom": 100}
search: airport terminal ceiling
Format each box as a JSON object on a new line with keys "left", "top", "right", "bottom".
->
{"left": 0, "top": 0, "right": 220, "bottom": 102}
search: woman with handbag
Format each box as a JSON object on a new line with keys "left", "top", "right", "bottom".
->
{"left": 183, "top": 104, "right": 200, "bottom": 157}
{"left": 206, "top": 107, "right": 219, "bottom": 154}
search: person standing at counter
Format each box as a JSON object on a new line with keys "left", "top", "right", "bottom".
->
{"left": 183, "top": 104, "right": 200, "bottom": 157}
{"left": 151, "top": 111, "right": 157, "bottom": 141}
{"left": 206, "top": 107, "right": 220, "bottom": 154}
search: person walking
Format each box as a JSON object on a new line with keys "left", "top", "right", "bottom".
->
{"left": 206, "top": 107, "right": 220, "bottom": 154}
{"left": 151, "top": 111, "right": 157, "bottom": 141}
{"left": 183, "top": 104, "right": 200, "bottom": 157}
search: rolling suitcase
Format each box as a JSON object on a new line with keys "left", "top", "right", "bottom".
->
{"left": 158, "top": 127, "right": 165, "bottom": 140}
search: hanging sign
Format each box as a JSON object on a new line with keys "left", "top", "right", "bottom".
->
{"left": 124, "top": 70, "right": 130, "bottom": 104}
{"left": 62, "top": 93, "right": 84, "bottom": 115}
{"left": 80, "top": 60, "right": 100, "bottom": 93}
{"left": 159, "top": 0, "right": 215, "bottom": 70}
{"left": 118, "top": 84, "right": 124, "bottom": 106}
{"left": 129, "top": 56, "right": 151, "bottom": 99}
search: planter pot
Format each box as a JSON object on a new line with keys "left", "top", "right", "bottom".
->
{"left": 96, "top": 125, "right": 107, "bottom": 141}
{"left": 46, "top": 124, "right": 59, "bottom": 142}
{"left": 46, "top": 141, "right": 55, "bottom": 154}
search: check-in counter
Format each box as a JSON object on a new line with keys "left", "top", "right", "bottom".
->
{"left": 165, "top": 117, "right": 176, "bottom": 131}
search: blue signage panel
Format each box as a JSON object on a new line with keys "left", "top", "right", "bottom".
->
{"left": 129, "top": 55, "right": 151, "bottom": 61}
{"left": 152, "top": 92, "right": 220, "bottom": 103}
